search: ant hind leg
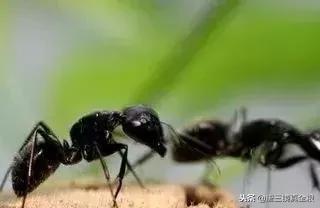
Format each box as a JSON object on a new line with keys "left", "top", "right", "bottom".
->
{"left": 0, "top": 166, "right": 13, "bottom": 191}
{"left": 113, "top": 143, "right": 129, "bottom": 199}
{"left": 1, "top": 122, "right": 47, "bottom": 193}
{"left": 21, "top": 127, "right": 40, "bottom": 208}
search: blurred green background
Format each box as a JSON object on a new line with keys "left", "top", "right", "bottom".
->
{"left": 1, "top": 0, "right": 320, "bottom": 195}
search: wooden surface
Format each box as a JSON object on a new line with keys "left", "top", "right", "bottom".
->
{"left": 0, "top": 184, "right": 237, "bottom": 208}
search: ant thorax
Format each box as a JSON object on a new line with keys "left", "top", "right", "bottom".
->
{"left": 70, "top": 111, "right": 121, "bottom": 145}
{"left": 68, "top": 111, "right": 122, "bottom": 162}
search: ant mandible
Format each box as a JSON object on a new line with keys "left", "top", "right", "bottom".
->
{"left": 0, "top": 105, "right": 167, "bottom": 208}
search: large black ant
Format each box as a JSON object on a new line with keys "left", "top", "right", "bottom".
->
{"left": 127, "top": 108, "right": 320, "bottom": 192}
{"left": 0, "top": 105, "right": 167, "bottom": 208}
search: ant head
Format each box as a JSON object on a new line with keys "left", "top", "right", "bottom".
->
{"left": 121, "top": 105, "right": 167, "bottom": 157}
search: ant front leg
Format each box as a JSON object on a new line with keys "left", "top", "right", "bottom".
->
{"left": 123, "top": 150, "right": 156, "bottom": 183}
{"left": 114, "top": 143, "right": 148, "bottom": 197}
{"left": 112, "top": 143, "right": 129, "bottom": 199}
{"left": 118, "top": 151, "right": 145, "bottom": 189}
{"left": 272, "top": 155, "right": 308, "bottom": 169}
{"left": 275, "top": 156, "right": 320, "bottom": 193}
{"left": 94, "top": 143, "right": 118, "bottom": 208}
{"left": 105, "top": 143, "right": 141, "bottom": 200}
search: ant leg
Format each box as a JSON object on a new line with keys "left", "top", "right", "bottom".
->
{"left": 113, "top": 143, "right": 129, "bottom": 200}
{"left": 265, "top": 167, "right": 271, "bottom": 208}
{"left": 36, "top": 121, "right": 58, "bottom": 138}
{"left": 292, "top": 133, "right": 320, "bottom": 162}
{"left": 34, "top": 130, "right": 81, "bottom": 166}
{"left": 309, "top": 162, "right": 320, "bottom": 192}
{"left": 239, "top": 106, "right": 248, "bottom": 122}
{"left": 21, "top": 127, "right": 40, "bottom": 208}
{"left": 242, "top": 160, "right": 255, "bottom": 195}
{"left": 124, "top": 150, "right": 155, "bottom": 177}
{"left": 18, "top": 122, "right": 48, "bottom": 152}
{"left": 231, "top": 106, "right": 248, "bottom": 125}
{"left": 109, "top": 143, "right": 140, "bottom": 200}
{"left": 240, "top": 160, "right": 255, "bottom": 208}
{"left": 272, "top": 156, "right": 320, "bottom": 194}
{"left": 228, "top": 107, "right": 248, "bottom": 143}
{"left": 118, "top": 151, "right": 145, "bottom": 189}
{"left": 0, "top": 166, "right": 13, "bottom": 191}
{"left": 94, "top": 143, "right": 118, "bottom": 208}
{"left": 201, "top": 162, "right": 215, "bottom": 185}
{"left": 273, "top": 155, "right": 308, "bottom": 169}
{"left": 279, "top": 158, "right": 320, "bottom": 193}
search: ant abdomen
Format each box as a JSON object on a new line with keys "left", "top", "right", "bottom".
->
{"left": 11, "top": 139, "right": 61, "bottom": 196}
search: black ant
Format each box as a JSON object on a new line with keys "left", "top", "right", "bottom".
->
{"left": 0, "top": 105, "right": 167, "bottom": 208}
{"left": 126, "top": 108, "right": 320, "bottom": 192}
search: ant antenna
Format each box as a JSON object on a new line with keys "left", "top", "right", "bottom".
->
{"left": 160, "top": 121, "right": 221, "bottom": 176}
{"left": 161, "top": 121, "right": 213, "bottom": 151}
{"left": 239, "top": 106, "right": 248, "bottom": 122}
{"left": 160, "top": 121, "right": 181, "bottom": 144}
{"left": 310, "top": 162, "right": 320, "bottom": 192}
